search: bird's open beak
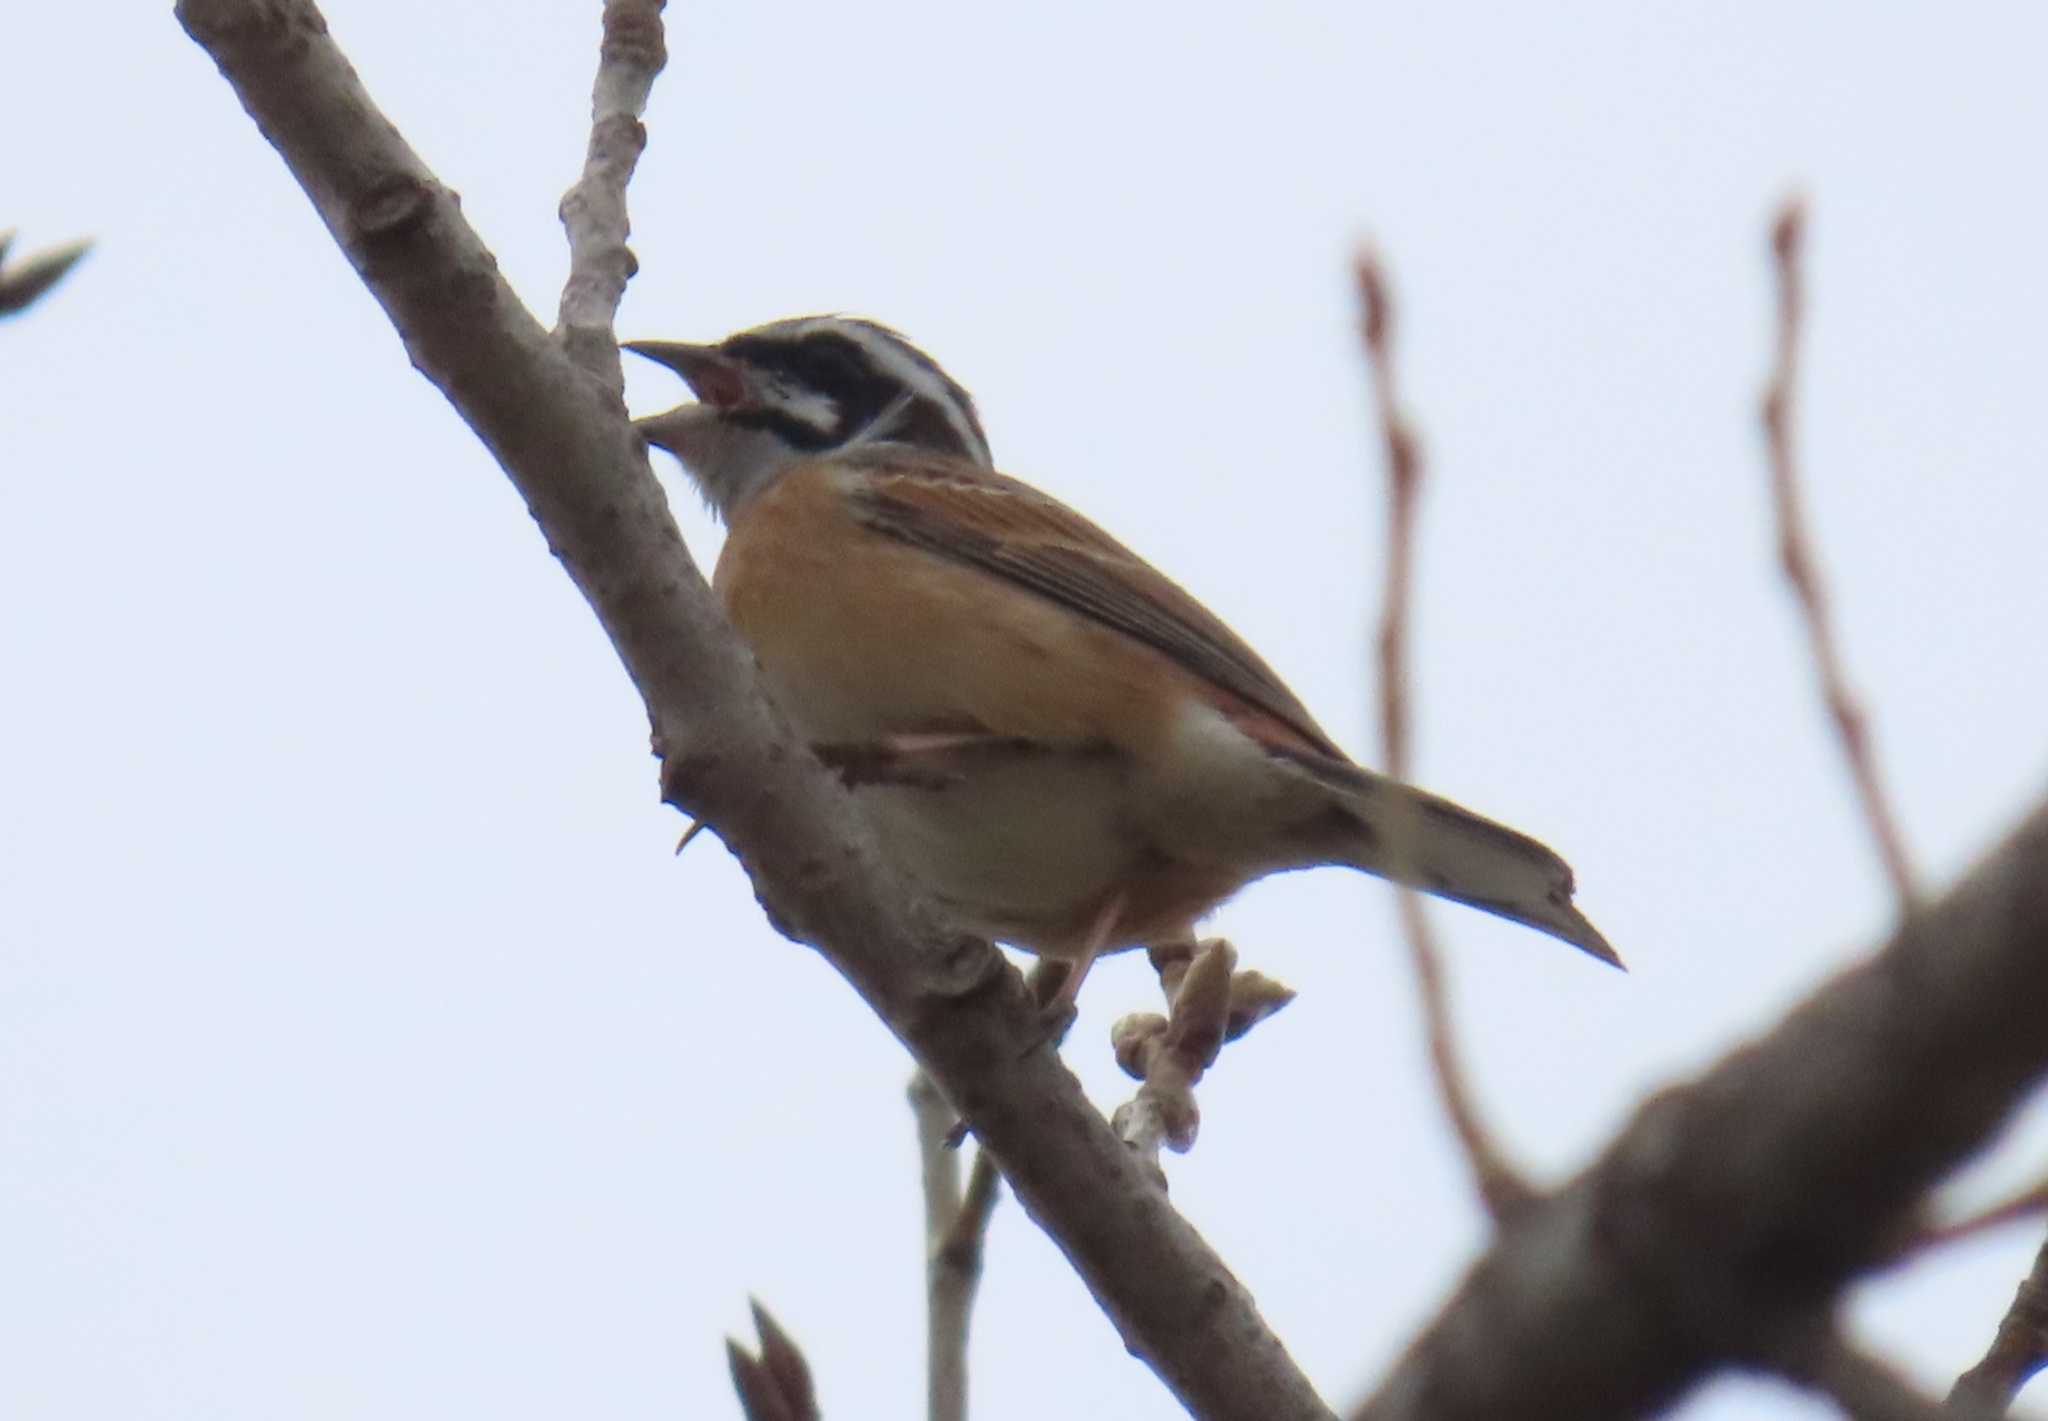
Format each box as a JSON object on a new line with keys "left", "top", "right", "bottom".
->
{"left": 622, "top": 340, "right": 752, "bottom": 410}
{"left": 623, "top": 340, "right": 757, "bottom": 457}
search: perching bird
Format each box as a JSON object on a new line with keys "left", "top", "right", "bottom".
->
{"left": 629, "top": 316, "right": 1617, "bottom": 999}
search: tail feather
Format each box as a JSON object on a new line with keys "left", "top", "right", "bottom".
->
{"left": 1285, "top": 753, "right": 1621, "bottom": 968}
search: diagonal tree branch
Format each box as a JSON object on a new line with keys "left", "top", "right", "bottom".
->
{"left": 1349, "top": 791, "right": 2048, "bottom": 1420}
{"left": 174, "top": 3, "right": 1327, "bottom": 1417}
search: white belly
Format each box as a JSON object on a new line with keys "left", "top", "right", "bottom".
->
{"left": 836, "top": 704, "right": 1328, "bottom": 956}
{"left": 852, "top": 753, "right": 1142, "bottom": 950}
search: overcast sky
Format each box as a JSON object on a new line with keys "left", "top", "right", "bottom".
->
{"left": 6, "top": 4, "right": 2047, "bottom": 1418}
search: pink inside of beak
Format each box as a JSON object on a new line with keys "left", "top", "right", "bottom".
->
{"left": 687, "top": 356, "right": 750, "bottom": 410}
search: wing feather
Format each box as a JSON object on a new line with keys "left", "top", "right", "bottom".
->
{"left": 843, "top": 448, "right": 1342, "bottom": 758}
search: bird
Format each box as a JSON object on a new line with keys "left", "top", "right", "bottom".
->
{"left": 627, "top": 315, "right": 1618, "bottom": 1003}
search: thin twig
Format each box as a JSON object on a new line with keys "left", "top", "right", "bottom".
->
{"left": 911, "top": 1069, "right": 964, "bottom": 1238}
{"left": 1355, "top": 248, "right": 1535, "bottom": 1222}
{"left": 1918, "top": 1177, "right": 2048, "bottom": 1251}
{"left": 1761, "top": 198, "right": 1918, "bottom": 910}
{"left": 944, "top": 1153, "right": 1003, "bottom": 1263}
{"left": 910, "top": 1069, "right": 1003, "bottom": 1421}
{"left": 917, "top": 1072, "right": 1003, "bottom": 1416}
{"left": 909, "top": 1068, "right": 968, "bottom": 1421}
{"left": 1760, "top": 198, "right": 2039, "bottom": 1415}
{"left": 555, "top": 0, "right": 668, "bottom": 382}
{"left": 933, "top": 1146, "right": 1005, "bottom": 1413}
{"left": 1950, "top": 1232, "right": 2048, "bottom": 1414}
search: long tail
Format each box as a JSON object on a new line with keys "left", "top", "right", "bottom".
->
{"left": 1284, "top": 752, "right": 1621, "bottom": 968}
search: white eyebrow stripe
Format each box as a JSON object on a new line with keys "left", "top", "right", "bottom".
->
{"left": 865, "top": 342, "right": 991, "bottom": 467}
{"left": 772, "top": 382, "right": 840, "bottom": 434}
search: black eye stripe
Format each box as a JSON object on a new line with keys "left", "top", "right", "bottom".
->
{"left": 720, "top": 319, "right": 993, "bottom": 466}
{"left": 726, "top": 332, "right": 902, "bottom": 440}
{"left": 726, "top": 331, "right": 875, "bottom": 390}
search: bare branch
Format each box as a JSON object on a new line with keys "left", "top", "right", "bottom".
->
{"left": 0, "top": 231, "right": 90, "bottom": 316}
{"left": 1354, "top": 248, "right": 1536, "bottom": 1222}
{"left": 1760, "top": 195, "right": 2042, "bottom": 1417}
{"left": 945, "top": 1152, "right": 1003, "bottom": 1266}
{"left": 1348, "top": 793, "right": 2048, "bottom": 1421}
{"left": 1920, "top": 1177, "right": 2048, "bottom": 1251}
{"left": 556, "top": 0, "right": 667, "bottom": 383}
{"left": 1761, "top": 198, "right": 1918, "bottom": 909}
{"left": 933, "top": 1152, "right": 1002, "bottom": 1421}
{"left": 175, "top": 4, "right": 1328, "bottom": 1416}
{"left": 911, "top": 1069, "right": 1003, "bottom": 1421}
{"left": 1949, "top": 1232, "right": 2048, "bottom": 1414}
{"left": 911, "top": 1069, "right": 965, "bottom": 1240}
{"left": 728, "top": 1299, "right": 821, "bottom": 1421}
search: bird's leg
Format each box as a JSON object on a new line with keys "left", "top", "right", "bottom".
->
{"left": 1044, "top": 891, "right": 1127, "bottom": 1018}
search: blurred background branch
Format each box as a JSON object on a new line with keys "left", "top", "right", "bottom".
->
{"left": 1356, "top": 246, "right": 1536, "bottom": 1223}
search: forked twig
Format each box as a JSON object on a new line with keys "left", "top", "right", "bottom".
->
{"left": 1761, "top": 199, "right": 1918, "bottom": 910}
{"left": 1355, "top": 249, "right": 1535, "bottom": 1221}
{"left": 1762, "top": 199, "right": 2040, "bottom": 1415}
{"left": 944, "top": 1153, "right": 1003, "bottom": 1265}
{"left": 909, "top": 1068, "right": 1003, "bottom": 1421}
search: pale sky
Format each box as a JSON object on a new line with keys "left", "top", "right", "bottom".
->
{"left": 6, "top": 5, "right": 2047, "bottom": 1418}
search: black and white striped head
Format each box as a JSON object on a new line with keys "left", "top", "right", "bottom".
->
{"left": 628, "top": 316, "right": 992, "bottom": 520}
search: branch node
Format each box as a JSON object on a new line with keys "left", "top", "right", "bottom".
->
{"left": 353, "top": 174, "right": 434, "bottom": 240}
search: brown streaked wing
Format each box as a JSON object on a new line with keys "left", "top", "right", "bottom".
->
{"left": 843, "top": 447, "right": 1343, "bottom": 759}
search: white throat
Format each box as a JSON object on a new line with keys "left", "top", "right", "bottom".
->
{"left": 644, "top": 406, "right": 806, "bottom": 523}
